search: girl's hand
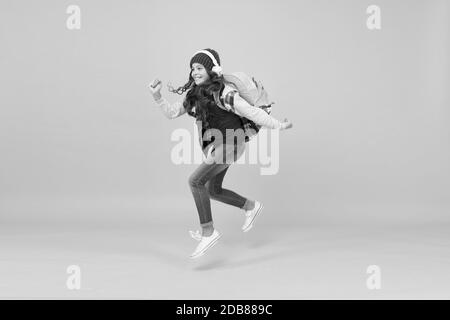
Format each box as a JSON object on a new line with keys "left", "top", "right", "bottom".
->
{"left": 148, "top": 78, "right": 162, "bottom": 101}
{"left": 281, "top": 118, "right": 293, "bottom": 130}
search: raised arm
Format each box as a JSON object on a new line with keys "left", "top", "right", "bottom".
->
{"left": 223, "top": 89, "right": 291, "bottom": 130}
{"left": 155, "top": 97, "right": 187, "bottom": 119}
{"left": 148, "top": 78, "right": 187, "bottom": 119}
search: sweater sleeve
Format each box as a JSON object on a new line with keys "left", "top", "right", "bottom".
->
{"left": 155, "top": 96, "right": 187, "bottom": 119}
{"left": 222, "top": 89, "right": 285, "bottom": 129}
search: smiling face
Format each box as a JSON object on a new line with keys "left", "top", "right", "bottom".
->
{"left": 191, "top": 63, "right": 210, "bottom": 85}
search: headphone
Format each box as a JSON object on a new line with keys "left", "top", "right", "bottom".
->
{"left": 192, "top": 50, "right": 223, "bottom": 76}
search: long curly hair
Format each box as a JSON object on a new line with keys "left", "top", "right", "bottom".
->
{"left": 168, "top": 70, "right": 225, "bottom": 127}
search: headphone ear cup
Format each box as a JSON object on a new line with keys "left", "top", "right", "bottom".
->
{"left": 212, "top": 65, "right": 223, "bottom": 76}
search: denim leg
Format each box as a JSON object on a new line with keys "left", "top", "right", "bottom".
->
{"left": 188, "top": 142, "right": 247, "bottom": 225}
{"left": 206, "top": 167, "right": 247, "bottom": 209}
{"left": 188, "top": 161, "right": 230, "bottom": 224}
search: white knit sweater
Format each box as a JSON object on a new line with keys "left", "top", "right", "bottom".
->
{"left": 155, "top": 84, "right": 286, "bottom": 130}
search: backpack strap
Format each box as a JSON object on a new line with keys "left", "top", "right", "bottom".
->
{"left": 223, "top": 90, "right": 237, "bottom": 113}
{"left": 213, "top": 91, "right": 226, "bottom": 111}
{"left": 213, "top": 86, "right": 237, "bottom": 113}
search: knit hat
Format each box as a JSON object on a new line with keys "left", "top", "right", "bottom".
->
{"left": 190, "top": 48, "right": 222, "bottom": 76}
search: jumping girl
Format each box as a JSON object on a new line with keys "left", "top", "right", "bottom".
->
{"left": 148, "top": 48, "right": 293, "bottom": 259}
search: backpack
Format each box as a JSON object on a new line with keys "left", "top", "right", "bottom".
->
{"left": 213, "top": 72, "right": 274, "bottom": 141}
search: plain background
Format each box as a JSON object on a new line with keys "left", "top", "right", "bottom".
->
{"left": 1, "top": 0, "right": 449, "bottom": 226}
{"left": 1, "top": 0, "right": 450, "bottom": 300}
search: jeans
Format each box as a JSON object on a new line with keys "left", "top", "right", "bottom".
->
{"left": 188, "top": 142, "right": 248, "bottom": 225}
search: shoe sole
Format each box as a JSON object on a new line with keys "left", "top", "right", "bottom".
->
{"left": 189, "top": 234, "right": 221, "bottom": 259}
{"left": 242, "top": 204, "right": 263, "bottom": 232}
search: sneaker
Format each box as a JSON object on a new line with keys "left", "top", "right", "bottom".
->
{"left": 242, "top": 201, "right": 263, "bottom": 232}
{"left": 189, "top": 230, "right": 202, "bottom": 241}
{"left": 189, "top": 230, "right": 221, "bottom": 259}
